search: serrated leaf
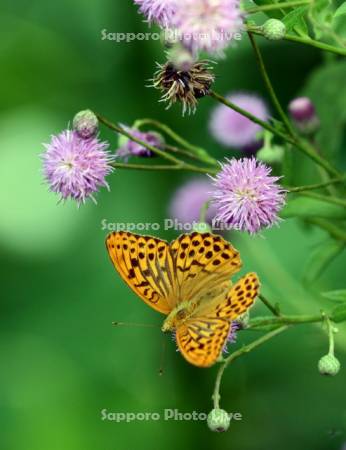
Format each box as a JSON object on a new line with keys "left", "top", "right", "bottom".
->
{"left": 303, "top": 239, "right": 345, "bottom": 283}
{"left": 281, "top": 197, "right": 346, "bottom": 220}
{"left": 322, "top": 289, "right": 346, "bottom": 302}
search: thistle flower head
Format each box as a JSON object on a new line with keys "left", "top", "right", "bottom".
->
{"left": 169, "top": 178, "right": 217, "bottom": 225}
{"left": 209, "top": 92, "right": 269, "bottom": 152}
{"left": 211, "top": 157, "right": 286, "bottom": 234}
{"left": 42, "top": 130, "right": 114, "bottom": 205}
{"left": 73, "top": 109, "right": 99, "bottom": 139}
{"left": 133, "top": 0, "right": 176, "bottom": 27}
{"left": 152, "top": 59, "right": 215, "bottom": 115}
{"left": 116, "top": 125, "right": 164, "bottom": 160}
{"left": 171, "top": 0, "right": 243, "bottom": 56}
{"left": 288, "top": 97, "right": 320, "bottom": 135}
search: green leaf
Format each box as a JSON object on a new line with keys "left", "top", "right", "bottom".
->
{"left": 281, "top": 197, "right": 346, "bottom": 220}
{"left": 322, "top": 289, "right": 346, "bottom": 302}
{"left": 334, "top": 1, "right": 346, "bottom": 18}
{"left": 308, "top": 0, "right": 335, "bottom": 39}
{"left": 303, "top": 239, "right": 345, "bottom": 283}
{"left": 302, "top": 61, "right": 346, "bottom": 162}
{"left": 331, "top": 303, "right": 346, "bottom": 322}
{"left": 283, "top": 6, "right": 310, "bottom": 36}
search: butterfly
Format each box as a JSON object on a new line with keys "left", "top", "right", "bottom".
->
{"left": 106, "top": 231, "right": 259, "bottom": 367}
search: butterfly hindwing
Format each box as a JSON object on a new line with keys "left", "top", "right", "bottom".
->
{"left": 176, "top": 318, "right": 231, "bottom": 367}
{"left": 106, "top": 231, "right": 175, "bottom": 314}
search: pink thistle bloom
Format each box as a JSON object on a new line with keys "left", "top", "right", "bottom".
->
{"left": 133, "top": 0, "right": 176, "bottom": 27}
{"left": 211, "top": 157, "right": 286, "bottom": 234}
{"left": 171, "top": 0, "right": 244, "bottom": 56}
{"left": 42, "top": 130, "right": 114, "bottom": 205}
{"left": 169, "top": 178, "right": 218, "bottom": 225}
{"left": 209, "top": 92, "right": 269, "bottom": 152}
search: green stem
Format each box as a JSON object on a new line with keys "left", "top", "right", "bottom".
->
{"left": 212, "top": 326, "right": 288, "bottom": 409}
{"left": 249, "top": 313, "right": 326, "bottom": 329}
{"left": 199, "top": 200, "right": 211, "bottom": 223}
{"left": 326, "top": 316, "right": 335, "bottom": 355}
{"left": 245, "top": 0, "right": 310, "bottom": 14}
{"left": 112, "top": 162, "right": 217, "bottom": 175}
{"left": 134, "top": 118, "right": 217, "bottom": 165}
{"left": 248, "top": 32, "right": 296, "bottom": 138}
{"left": 297, "top": 190, "right": 346, "bottom": 207}
{"left": 98, "top": 114, "right": 182, "bottom": 165}
{"left": 288, "top": 176, "right": 346, "bottom": 192}
{"left": 258, "top": 294, "right": 281, "bottom": 316}
{"left": 247, "top": 25, "right": 346, "bottom": 57}
{"left": 209, "top": 91, "right": 341, "bottom": 177}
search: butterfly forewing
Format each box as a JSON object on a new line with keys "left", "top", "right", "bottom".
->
{"left": 106, "top": 231, "right": 176, "bottom": 314}
{"left": 169, "top": 232, "right": 242, "bottom": 302}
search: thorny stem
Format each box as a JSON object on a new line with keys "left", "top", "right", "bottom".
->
{"left": 212, "top": 326, "right": 288, "bottom": 409}
{"left": 246, "top": 25, "right": 346, "bottom": 57}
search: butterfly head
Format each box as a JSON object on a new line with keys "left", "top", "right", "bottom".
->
{"left": 161, "top": 301, "right": 197, "bottom": 333}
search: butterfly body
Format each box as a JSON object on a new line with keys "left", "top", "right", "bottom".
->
{"left": 106, "top": 231, "right": 259, "bottom": 367}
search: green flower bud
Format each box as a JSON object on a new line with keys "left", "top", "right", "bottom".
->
{"left": 236, "top": 311, "right": 250, "bottom": 329}
{"left": 257, "top": 145, "right": 285, "bottom": 165}
{"left": 207, "top": 409, "right": 230, "bottom": 432}
{"left": 193, "top": 222, "right": 212, "bottom": 233}
{"left": 318, "top": 354, "right": 341, "bottom": 376}
{"left": 263, "top": 19, "right": 286, "bottom": 41}
{"left": 73, "top": 109, "right": 98, "bottom": 139}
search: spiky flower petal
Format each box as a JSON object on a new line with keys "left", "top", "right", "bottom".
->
{"left": 42, "top": 130, "right": 114, "bottom": 205}
{"left": 211, "top": 157, "right": 286, "bottom": 234}
{"left": 133, "top": 0, "right": 176, "bottom": 27}
{"left": 171, "top": 0, "right": 243, "bottom": 56}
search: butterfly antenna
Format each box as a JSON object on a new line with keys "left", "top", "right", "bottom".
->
{"left": 158, "top": 337, "right": 167, "bottom": 376}
{"left": 112, "top": 321, "right": 158, "bottom": 328}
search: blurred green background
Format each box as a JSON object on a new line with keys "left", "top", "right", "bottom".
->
{"left": 1, "top": 1, "right": 346, "bottom": 449}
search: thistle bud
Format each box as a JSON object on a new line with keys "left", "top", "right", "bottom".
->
{"left": 73, "top": 109, "right": 98, "bottom": 139}
{"left": 288, "top": 97, "right": 320, "bottom": 135}
{"left": 263, "top": 19, "right": 286, "bottom": 40}
{"left": 207, "top": 409, "right": 230, "bottom": 432}
{"left": 318, "top": 354, "right": 341, "bottom": 376}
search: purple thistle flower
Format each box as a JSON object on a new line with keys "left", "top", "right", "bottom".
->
{"left": 42, "top": 130, "right": 114, "bottom": 205}
{"left": 211, "top": 157, "right": 286, "bottom": 234}
{"left": 171, "top": 0, "right": 243, "bottom": 56}
{"left": 209, "top": 92, "right": 269, "bottom": 152}
{"left": 169, "top": 178, "right": 217, "bottom": 224}
{"left": 116, "top": 126, "right": 164, "bottom": 160}
{"left": 133, "top": 0, "right": 176, "bottom": 27}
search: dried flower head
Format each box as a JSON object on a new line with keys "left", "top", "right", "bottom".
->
{"left": 152, "top": 59, "right": 215, "bottom": 115}
{"left": 133, "top": 0, "right": 176, "bottom": 27}
{"left": 211, "top": 157, "right": 286, "bottom": 234}
{"left": 171, "top": 0, "right": 243, "bottom": 56}
{"left": 209, "top": 92, "right": 269, "bottom": 152}
{"left": 116, "top": 125, "right": 164, "bottom": 160}
{"left": 42, "top": 130, "right": 114, "bottom": 205}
